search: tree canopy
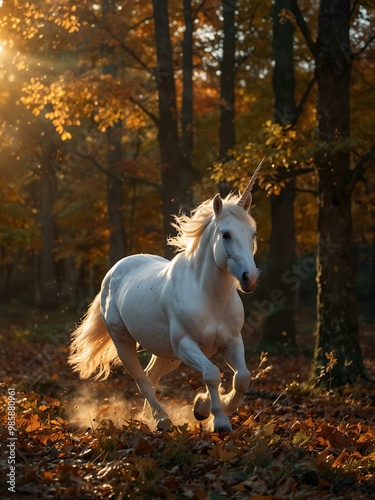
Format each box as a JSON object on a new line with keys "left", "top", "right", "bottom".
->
{"left": 0, "top": 0, "right": 374, "bottom": 373}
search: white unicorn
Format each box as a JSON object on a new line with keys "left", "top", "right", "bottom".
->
{"left": 69, "top": 162, "right": 262, "bottom": 432}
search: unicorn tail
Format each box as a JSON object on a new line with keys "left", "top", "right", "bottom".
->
{"left": 68, "top": 293, "right": 120, "bottom": 380}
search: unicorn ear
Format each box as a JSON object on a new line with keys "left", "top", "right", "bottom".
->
{"left": 213, "top": 193, "right": 223, "bottom": 217}
{"left": 242, "top": 193, "right": 252, "bottom": 212}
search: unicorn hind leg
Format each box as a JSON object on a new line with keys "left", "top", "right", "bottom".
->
{"left": 113, "top": 337, "right": 173, "bottom": 431}
{"left": 142, "top": 355, "right": 181, "bottom": 420}
{"left": 101, "top": 287, "right": 172, "bottom": 431}
{"left": 145, "top": 355, "right": 181, "bottom": 390}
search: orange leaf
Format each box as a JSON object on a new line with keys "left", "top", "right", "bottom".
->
{"left": 134, "top": 437, "right": 152, "bottom": 456}
{"left": 38, "top": 435, "right": 51, "bottom": 446}
{"left": 42, "top": 470, "right": 54, "bottom": 483}
{"left": 50, "top": 417, "right": 67, "bottom": 428}
{"left": 26, "top": 414, "right": 41, "bottom": 432}
{"left": 332, "top": 448, "right": 348, "bottom": 467}
{"left": 305, "top": 417, "right": 315, "bottom": 428}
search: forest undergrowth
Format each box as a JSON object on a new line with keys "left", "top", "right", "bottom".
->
{"left": 0, "top": 309, "right": 374, "bottom": 499}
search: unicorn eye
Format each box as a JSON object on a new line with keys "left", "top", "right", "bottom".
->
{"left": 221, "top": 232, "right": 231, "bottom": 240}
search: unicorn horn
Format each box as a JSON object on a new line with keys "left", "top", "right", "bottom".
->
{"left": 237, "top": 157, "right": 265, "bottom": 209}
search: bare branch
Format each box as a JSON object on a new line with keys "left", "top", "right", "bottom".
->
{"left": 128, "top": 16, "right": 154, "bottom": 31}
{"left": 120, "top": 43, "right": 155, "bottom": 78}
{"left": 347, "top": 147, "right": 375, "bottom": 193}
{"left": 294, "top": 188, "right": 317, "bottom": 195}
{"left": 352, "top": 34, "right": 375, "bottom": 60}
{"left": 349, "top": 0, "right": 361, "bottom": 22}
{"left": 128, "top": 96, "right": 160, "bottom": 127}
{"left": 293, "top": 74, "right": 317, "bottom": 125}
{"left": 78, "top": 152, "right": 161, "bottom": 191}
{"left": 291, "top": 0, "right": 317, "bottom": 59}
{"left": 192, "top": 0, "right": 208, "bottom": 21}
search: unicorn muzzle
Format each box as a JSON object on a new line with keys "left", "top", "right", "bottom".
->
{"left": 240, "top": 270, "right": 259, "bottom": 293}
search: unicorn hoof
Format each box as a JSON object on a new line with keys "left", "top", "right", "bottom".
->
{"left": 213, "top": 416, "right": 232, "bottom": 433}
{"left": 193, "top": 408, "right": 209, "bottom": 421}
{"left": 193, "top": 394, "right": 210, "bottom": 421}
{"left": 214, "top": 425, "right": 232, "bottom": 433}
{"left": 157, "top": 418, "right": 173, "bottom": 431}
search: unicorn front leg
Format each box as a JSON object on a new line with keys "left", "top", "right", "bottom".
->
{"left": 220, "top": 336, "right": 251, "bottom": 415}
{"left": 173, "top": 335, "right": 232, "bottom": 432}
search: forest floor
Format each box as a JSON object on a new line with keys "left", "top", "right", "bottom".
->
{"left": 0, "top": 305, "right": 374, "bottom": 499}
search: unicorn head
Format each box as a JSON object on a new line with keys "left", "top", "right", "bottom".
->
{"left": 212, "top": 159, "right": 263, "bottom": 292}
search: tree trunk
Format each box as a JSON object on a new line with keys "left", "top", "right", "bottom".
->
{"left": 261, "top": 178, "right": 297, "bottom": 351}
{"left": 218, "top": 0, "right": 236, "bottom": 198}
{"left": 312, "top": 0, "right": 366, "bottom": 387}
{"left": 106, "top": 120, "right": 126, "bottom": 266}
{"left": 152, "top": 0, "right": 192, "bottom": 258}
{"left": 181, "top": 0, "right": 193, "bottom": 170}
{"left": 260, "top": 0, "right": 297, "bottom": 351}
{"left": 0, "top": 262, "right": 15, "bottom": 301}
{"left": 102, "top": 0, "right": 126, "bottom": 267}
{"left": 60, "top": 256, "right": 80, "bottom": 300}
{"left": 219, "top": 0, "right": 236, "bottom": 160}
{"left": 38, "top": 142, "right": 59, "bottom": 308}
{"left": 272, "top": 0, "right": 296, "bottom": 126}
{"left": 367, "top": 236, "right": 375, "bottom": 319}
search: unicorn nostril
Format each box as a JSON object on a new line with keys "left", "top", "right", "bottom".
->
{"left": 242, "top": 272, "right": 250, "bottom": 283}
{"left": 241, "top": 271, "right": 259, "bottom": 292}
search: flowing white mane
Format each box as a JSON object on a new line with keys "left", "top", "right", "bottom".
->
{"left": 168, "top": 193, "right": 256, "bottom": 256}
